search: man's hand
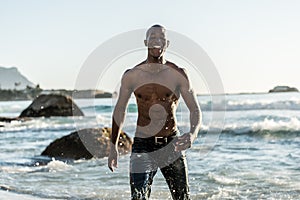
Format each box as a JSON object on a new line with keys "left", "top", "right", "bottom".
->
{"left": 108, "top": 146, "right": 118, "bottom": 172}
{"left": 174, "top": 133, "right": 195, "bottom": 152}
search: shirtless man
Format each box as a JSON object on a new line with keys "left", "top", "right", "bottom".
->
{"left": 108, "top": 24, "right": 201, "bottom": 200}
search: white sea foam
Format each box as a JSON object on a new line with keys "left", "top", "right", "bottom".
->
{"left": 46, "top": 159, "right": 73, "bottom": 172}
{"left": 0, "top": 160, "right": 72, "bottom": 174}
{"left": 252, "top": 117, "right": 300, "bottom": 131}
{"left": 0, "top": 116, "right": 107, "bottom": 133}
{"left": 200, "top": 98, "right": 300, "bottom": 111}
{"left": 0, "top": 166, "right": 35, "bottom": 173}
{"left": 208, "top": 172, "right": 241, "bottom": 185}
{"left": 223, "top": 116, "right": 300, "bottom": 134}
{"left": 0, "top": 190, "right": 48, "bottom": 200}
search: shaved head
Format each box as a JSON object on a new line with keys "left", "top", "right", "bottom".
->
{"left": 146, "top": 24, "right": 166, "bottom": 38}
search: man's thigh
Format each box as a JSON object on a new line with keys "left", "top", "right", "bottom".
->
{"left": 130, "top": 153, "right": 158, "bottom": 199}
{"left": 160, "top": 154, "right": 190, "bottom": 200}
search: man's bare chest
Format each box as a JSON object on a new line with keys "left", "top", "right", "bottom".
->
{"left": 133, "top": 70, "right": 178, "bottom": 91}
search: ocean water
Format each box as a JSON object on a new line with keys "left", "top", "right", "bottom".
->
{"left": 0, "top": 92, "right": 300, "bottom": 199}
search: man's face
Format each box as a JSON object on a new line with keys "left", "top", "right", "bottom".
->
{"left": 145, "top": 27, "right": 169, "bottom": 58}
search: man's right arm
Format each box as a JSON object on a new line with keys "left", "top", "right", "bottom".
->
{"left": 108, "top": 71, "right": 133, "bottom": 172}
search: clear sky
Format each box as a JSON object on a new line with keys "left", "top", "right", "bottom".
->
{"left": 1, "top": 0, "right": 300, "bottom": 94}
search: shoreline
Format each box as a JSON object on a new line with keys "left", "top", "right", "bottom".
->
{"left": 1, "top": 91, "right": 299, "bottom": 102}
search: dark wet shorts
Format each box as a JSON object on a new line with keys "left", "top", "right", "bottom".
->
{"left": 130, "top": 133, "right": 190, "bottom": 200}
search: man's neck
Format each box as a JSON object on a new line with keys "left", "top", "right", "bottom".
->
{"left": 146, "top": 55, "right": 166, "bottom": 64}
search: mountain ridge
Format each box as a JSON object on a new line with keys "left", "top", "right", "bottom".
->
{"left": 0, "top": 66, "right": 35, "bottom": 90}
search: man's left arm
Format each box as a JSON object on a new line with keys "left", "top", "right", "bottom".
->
{"left": 175, "top": 68, "right": 202, "bottom": 151}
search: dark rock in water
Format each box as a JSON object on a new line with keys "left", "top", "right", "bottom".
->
{"left": 19, "top": 94, "right": 84, "bottom": 117}
{"left": 269, "top": 86, "right": 299, "bottom": 93}
{"left": 0, "top": 117, "right": 18, "bottom": 122}
{"left": 0, "top": 116, "right": 30, "bottom": 123}
{"left": 41, "top": 127, "right": 132, "bottom": 159}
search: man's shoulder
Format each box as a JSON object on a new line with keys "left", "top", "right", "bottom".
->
{"left": 121, "top": 61, "right": 147, "bottom": 83}
{"left": 166, "top": 61, "right": 188, "bottom": 79}
{"left": 123, "top": 60, "right": 146, "bottom": 74}
{"left": 135, "top": 60, "right": 147, "bottom": 67}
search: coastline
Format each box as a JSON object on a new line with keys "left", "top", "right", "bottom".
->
{"left": 0, "top": 89, "right": 112, "bottom": 101}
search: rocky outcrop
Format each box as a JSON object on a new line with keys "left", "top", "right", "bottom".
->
{"left": 0, "top": 117, "right": 18, "bottom": 122}
{"left": 0, "top": 116, "right": 29, "bottom": 123}
{"left": 19, "top": 94, "right": 84, "bottom": 117}
{"left": 41, "top": 127, "right": 132, "bottom": 159}
{"left": 269, "top": 86, "right": 299, "bottom": 93}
